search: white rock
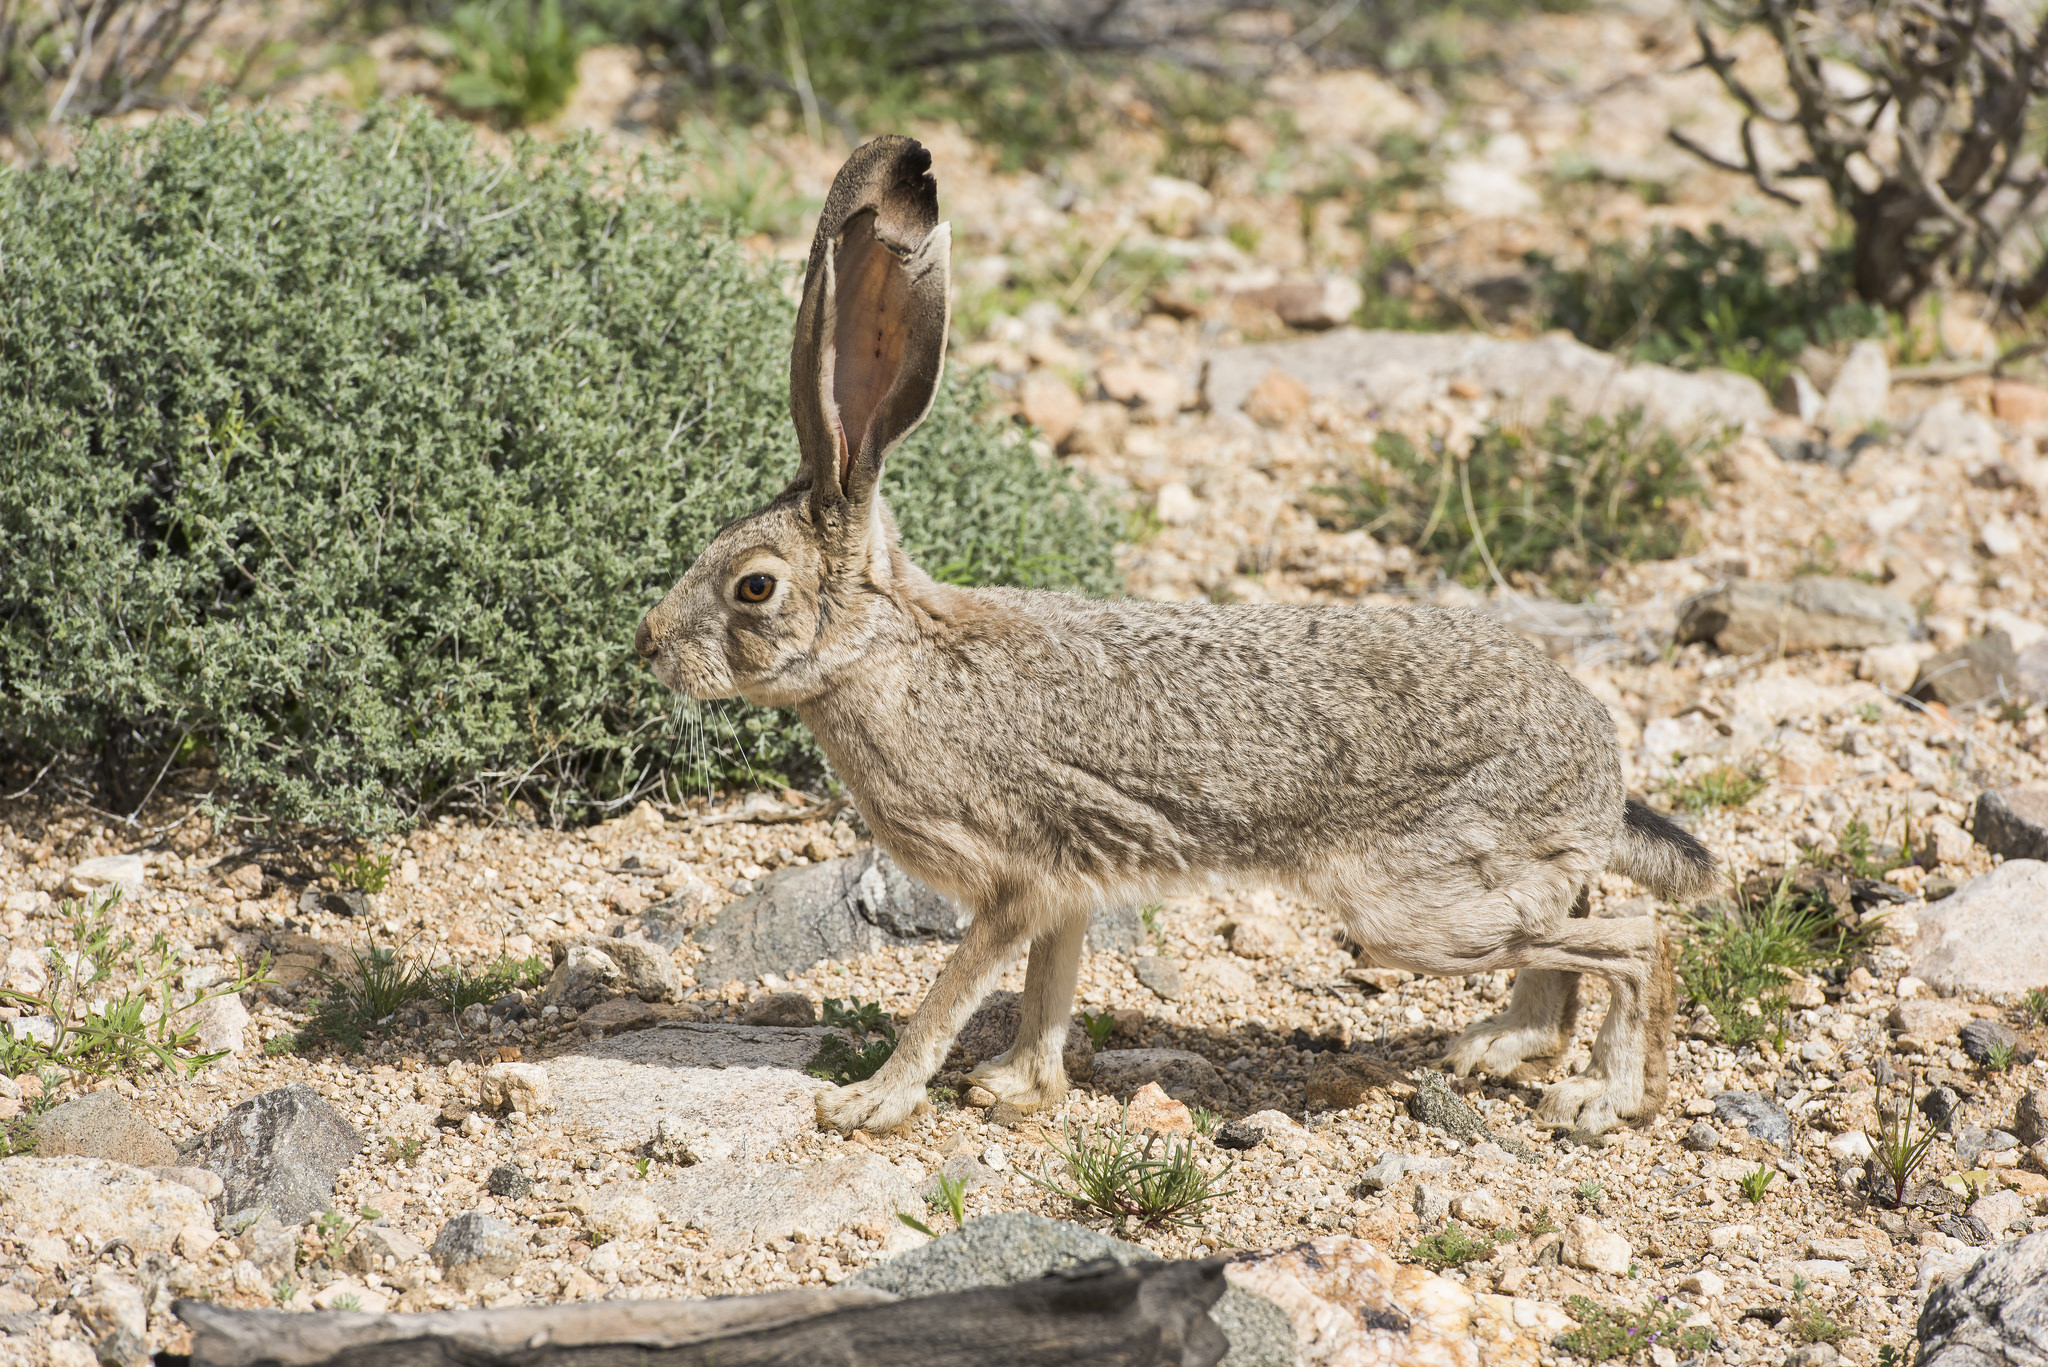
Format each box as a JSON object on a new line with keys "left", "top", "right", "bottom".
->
{"left": 1156, "top": 482, "right": 1200, "bottom": 526}
{"left": 2, "top": 945, "right": 49, "bottom": 997}
{"left": 1828, "top": 1131, "right": 1874, "bottom": 1163}
{"left": 1910, "top": 861, "right": 2048, "bottom": 997}
{"left": 1682, "top": 1268, "right": 1727, "bottom": 1298}
{"left": 63, "top": 855, "right": 145, "bottom": 901}
{"left": 1907, "top": 399, "right": 2004, "bottom": 464}
{"left": 194, "top": 991, "right": 251, "bottom": 1056}
{"left": 1564, "top": 1215, "right": 1632, "bottom": 1274}
{"left": 1861, "top": 642, "right": 1938, "bottom": 693}
{"left": 1981, "top": 516, "right": 2024, "bottom": 559}
{"left": 310, "top": 1281, "right": 389, "bottom": 1312}
{"left": 1790, "top": 1258, "right": 1854, "bottom": 1285}
{"left": 650, "top": 1117, "right": 733, "bottom": 1167}
{"left": 1807, "top": 1237, "right": 1870, "bottom": 1265}
{"left": 1708, "top": 1223, "right": 1757, "bottom": 1251}
{"left": 584, "top": 1190, "right": 661, "bottom": 1241}
{"left": 1236, "top": 1109, "right": 1315, "bottom": 1157}
{"left": 77, "top": 1269, "right": 148, "bottom": 1367}
{"left": 1821, "top": 340, "right": 1890, "bottom": 431}
{"left": 644, "top": 1154, "right": 923, "bottom": 1254}
{"left": 1451, "top": 1189, "right": 1511, "bottom": 1227}
{"left": 0, "top": 1157, "right": 215, "bottom": 1260}
{"left": 1969, "top": 1187, "right": 2028, "bottom": 1234}
{"left": 480, "top": 1062, "right": 554, "bottom": 1115}
{"left": 1442, "top": 158, "right": 1541, "bottom": 217}
{"left": 1224, "top": 912, "right": 1301, "bottom": 958}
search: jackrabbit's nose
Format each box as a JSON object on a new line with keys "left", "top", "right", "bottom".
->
{"left": 633, "top": 617, "right": 659, "bottom": 660}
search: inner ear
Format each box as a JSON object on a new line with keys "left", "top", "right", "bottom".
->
{"left": 826, "top": 209, "right": 911, "bottom": 489}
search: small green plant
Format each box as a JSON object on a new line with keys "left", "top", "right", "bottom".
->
{"left": 1530, "top": 1205, "right": 1560, "bottom": 1235}
{"left": 1680, "top": 869, "right": 1864, "bottom": 1047}
{"left": 1789, "top": 1284, "right": 1849, "bottom": 1345}
{"left": 1878, "top": 1343, "right": 1902, "bottom": 1367}
{"left": 1028, "top": 1106, "right": 1232, "bottom": 1231}
{"left": 1558, "top": 1296, "right": 1715, "bottom": 1364}
{"left": 933, "top": 1171, "right": 969, "bottom": 1226}
{"left": 1740, "top": 1165, "right": 1776, "bottom": 1204}
{"left": 1191, "top": 1106, "right": 1220, "bottom": 1138}
{"left": 0, "top": 892, "right": 270, "bottom": 1078}
{"left": 309, "top": 1206, "right": 380, "bottom": 1267}
{"left": 1329, "top": 404, "right": 1708, "bottom": 595}
{"left": 633, "top": 1157, "right": 651, "bottom": 1178}
{"left": 1140, "top": 903, "right": 1167, "bottom": 950}
{"left": 1837, "top": 811, "right": 1915, "bottom": 880}
{"left": 331, "top": 852, "right": 393, "bottom": 894}
{"left": 810, "top": 997, "right": 898, "bottom": 1086}
{"left": 305, "top": 943, "right": 436, "bottom": 1050}
{"left": 2025, "top": 988, "right": 2048, "bottom": 1024}
{"left": 928, "top": 1085, "right": 958, "bottom": 1106}
{"left": 1409, "top": 1222, "right": 1514, "bottom": 1270}
{"left": 896, "top": 1209, "right": 939, "bottom": 1238}
{"left": 439, "top": 0, "right": 597, "bottom": 126}
{"left": 1665, "top": 763, "right": 1768, "bottom": 815}
{"left": 329, "top": 1292, "right": 362, "bottom": 1311}
{"left": 274, "top": 1279, "right": 298, "bottom": 1305}
{"left": 263, "top": 1032, "right": 301, "bottom": 1057}
{"left": 1576, "top": 1180, "right": 1605, "bottom": 1206}
{"left": 384, "top": 1136, "right": 423, "bottom": 1166}
{"left": 1857, "top": 702, "right": 1883, "bottom": 723}
{"left": 1985, "top": 1041, "right": 2017, "bottom": 1072}
{"left": 1866, "top": 1077, "right": 1940, "bottom": 1209}
{"left": 439, "top": 954, "right": 549, "bottom": 1014}
{"left": 1078, "top": 1009, "right": 1117, "bottom": 1050}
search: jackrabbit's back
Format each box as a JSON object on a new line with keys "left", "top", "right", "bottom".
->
{"left": 801, "top": 592, "right": 1624, "bottom": 899}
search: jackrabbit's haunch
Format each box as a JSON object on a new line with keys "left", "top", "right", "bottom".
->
{"left": 636, "top": 135, "right": 1715, "bottom": 1138}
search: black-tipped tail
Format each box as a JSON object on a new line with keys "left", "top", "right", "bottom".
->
{"left": 1611, "top": 799, "right": 1717, "bottom": 898}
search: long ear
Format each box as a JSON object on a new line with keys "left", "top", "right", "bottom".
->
{"left": 789, "top": 135, "right": 950, "bottom": 526}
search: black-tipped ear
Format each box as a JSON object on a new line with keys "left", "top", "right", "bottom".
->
{"left": 789, "top": 135, "right": 950, "bottom": 524}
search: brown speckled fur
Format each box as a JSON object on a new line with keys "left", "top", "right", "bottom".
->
{"left": 637, "top": 136, "right": 1715, "bottom": 1136}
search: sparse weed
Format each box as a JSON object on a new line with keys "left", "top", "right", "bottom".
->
{"left": 2021, "top": 988, "right": 2048, "bottom": 1024}
{"left": 1409, "top": 1222, "right": 1514, "bottom": 1270}
{"left": 1140, "top": 903, "right": 1167, "bottom": 950}
{"left": 1530, "top": 1205, "right": 1560, "bottom": 1235}
{"left": 331, "top": 852, "right": 393, "bottom": 895}
{"left": 274, "top": 1279, "right": 298, "bottom": 1305}
{"left": 933, "top": 1171, "right": 968, "bottom": 1225}
{"left": 1028, "top": 1106, "right": 1232, "bottom": 1231}
{"left": 329, "top": 1292, "right": 362, "bottom": 1311}
{"left": 1557, "top": 1296, "right": 1715, "bottom": 1364}
{"left": 263, "top": 1032, "right": 300, "bottom": 1057}
{"left": 1789, "top": 1288, "right": 1850, "bottom": 1345}
{"left": 384, "top": 1137, "right": 423, "bottom": 1167}
{"left": 309, "top": 1207, "right": 380, "bottom": 1267}
{"left": 1857, "top": 703, "right": 1883, "bottom": 723}
{"left": 1739, "top": 1165, "right": 1776, "bottom": 1204}
{"left": 0, "top": 892, "right": 268, "bottom": 1079}
{"left": 1837, "top": 812, "right": 1914, "bottom": 880}
{"left": 305, "top": 943, "right": 436, "bottom": 1051}
{"left": 810, "top": 997, "right": 897, "bottom": 1085}
{"left": 1665, "top": 763, "right": 1768, "bottom": 814}
{"left": 1078, "top": 1009, "right": 1117, "bottom": 1050}
{"left": 896, "top": 1209, "right": 939, "bottom": 1239}
{"left": 1866, "top": 1076, "right": 1940, "bottom": 1209}
{"left": 1576, "top": 1179, "right": 1605, "bottom": 1206}
{"left": 439, "top": 955, "right": 548, "bottom": 1014}
{"left": 439, "top": 0, "right": 596, "bottom": 126}
{"left": 1680, "top": 869, "right": 1859, "bottom": 1046}
{"left": 1329, "top": 404, "right": 1707, "bottom": 595}
{"left": 1191, "top": 1106, "right": 1220, "bottom": 1138}
{"left": 1985, "top": 1041, "right": 2017, "bottom": 1072}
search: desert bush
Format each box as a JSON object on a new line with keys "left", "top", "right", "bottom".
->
{"left": 0, "top": 0, "right": 234, "bottom": 155}
{"left": 0, "top": 105, "right": 1118, "bottom": 834}
{"left": 1680, "top": 0, "right": 2048, "bottom": 313}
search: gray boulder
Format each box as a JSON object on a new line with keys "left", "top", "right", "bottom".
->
{"left": 642, "top": 1154, "right": 920, "bottom": 1256}
{"left": 852, "top": 1211, "right": 1294, "bottom": 1367}
{"left": 179, "top": 1084, "right": 363, "bottom": 1224}
{"left": 571, "top": 934, "right": 679, "bottom": 1002}
{"left": 1971, "top": 787, "right": 2048, "bottom": 862}
{"left": 1917, "top": 1229, "right": 2048, "bottom": 1367}
{"left": 430, "top": 1211, "right": 526, "bottom": 1291}
{"left": 1715, "top": 1092, "right": 1793, "bottom": 1150}
{"left": 1134, "top": 956, "right": 1184, "bottom": 1000}
{"left": 693, "top": 847, "right": 969, "bottom": 988}
{"left": 1676, "top": 579, "right": 1916, "bottom": 655}
{"left": 33, "top": 1091, "right": 179, "bottom": 1167}
{"left": 1913, "top": 632, "right": 2021, "bottom": 709}
{"left": 1909, "top": 861, "right": 2048, "bottom": 998}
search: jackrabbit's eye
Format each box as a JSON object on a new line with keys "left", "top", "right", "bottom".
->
{"left": 736, "top": 574, "right": 776, "bottom": 605}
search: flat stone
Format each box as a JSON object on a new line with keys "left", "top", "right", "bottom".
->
{"left": 1676, "top": 579, "right": 1917, "bottom": 655}
{"left": 1227, "top": 1234, "right": 1577, "bottom": 1367}
{"left": 63, "top": 855, "right": 146, "bottom": 900}
{"left": 348, "top": 1222, "right": 424, "bottom": 1274}
{"left": 692, "top": 848, "right": 969, "bottom": 988}
{"left": 1714, "top": 1092, "right": 1792, "bottom": 1150}
{"left": 1890, "top": 998, "right": 1987, "bottom": 1041}
{"left": 572, "top": 935, "right": 679, "bottom": 1002}
{"left": 179, "top": 1085, "right": 363, "bottom": 1225}
{"left": 2015, "top": 1090, "right": 2048, "bottom": 1146}
{"left": 485, "top": 1164, "right": 532, "bottom": 1199}
{"left": 1409, "top": 1072, "right": 1491, "bottom": 1144}
{"left": 1959, "top": 1020, "right": 2019, "bottom": 1065}
{"left": 1909, "top": 861, "right": 2048, "bottom": 998}
{"left": 1089, "top": 1048, "right": 1227, "bottom": 1109}
{"left": 1913, "top": 631, "right": 2021, "bottom": 709}
{"left": 478, "top": 1062, "right": 553, "bottom": 1115}
{"left": 544, "top": 944, "right": 624, "bottom": 1010}
{"left": 1203, "top": 327, "right": 1772, "bottom": 433}
{"left": 33, "top": 1091, "right": 179, "bottom": 1167}
{"left": 851, "top": 1212, "right": 1294, "bottom": 1367}
{"left": 540, "top": 1022, "right": 832, "bottom": 1162}
{"left": 644, "top": 1154, "right": 922, "bottom": 1256}
{"left": 1214, "top": 1110, "right": 1314, "bottom": 1157}
{"left": 430, "top": 1211, "right": 525, "bottom": 1291}
{"left": 1918, "top": 1230, "right": 2048, "bottom": 1367}
{"left": 1224, "top": 914, "right": 1301, "bottom": 959}
{"left": 1972, "top": 788, "right": 2048, "bottom": 861}
{"left": 0, "top": 1157, "right": 214, "bottom": 1259}
{"left": 1820, "top": 339, "right": 1889, "bottom": 432}
{"left": 742, "top": 992, "right": 817, "bottom": 1026}
{"left": 1790, "top": 1259, "right": 1854, "bottom": 1286}
{"left": 1683, "top": 1121, "right": 1722, "bottom": 1152}
{"left": 1084, "top": 904, "right": 1147, "bottom": 956}
{"left": 1124, "top": 1081, "right": 1195, "bottom": 1136}
{"left": 146, "top": 1166, "right": 224, "bottom": 1201}
{"left": 1565, "top": 1216, "right": 1632, "bottom": 1275}
{"left": 1968, "top": 1188, "right": 2028, "bottom": 1235}
{"left": 1305, "top": 1053, "right": 1412, "bottom": 1111}
{"left": 1133, "top": 956, "right": 1184, "bottom": 1000}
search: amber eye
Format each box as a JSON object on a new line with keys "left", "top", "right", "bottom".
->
{"left": 736, "top": 573, "right": 776, "bottom": 604}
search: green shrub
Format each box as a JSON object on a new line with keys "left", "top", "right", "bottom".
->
{"left": 1531, "top": 226, "right": 1885, "bottom": 391}
{"left": 1329, "top": 403, "right": 1707, "bottom": 595}
{"left": 0, "top": 105, "right": 1118, "bottom": 835}
{"left": 441, "top": 0, "right": 601, "bottom": 126}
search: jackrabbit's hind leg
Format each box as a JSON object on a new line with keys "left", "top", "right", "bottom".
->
{"left": 1445, "top": 968, "right": 1582, "bottom": 1078}
{"left": 1531, "top": 918, "right": 1668, "bottom": 1134}
{"left": 818, "top": 909, "right": 1021, "bottom": 1134}
{"left": 968, "top": 912, "right": 1085, "bottom": 1114}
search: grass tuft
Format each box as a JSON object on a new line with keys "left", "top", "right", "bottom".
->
{"left": 1557, "top": 1296, "right": 1715, "bottom": 1364}
{"left": 1027, "top": 1105, "right": 1232, "bottom": 1231}
{"left": 1664, "top": 763, "right": 1768, "bottom": 814}
{"left": 1679, "top": 870, "right": 1865, "bottom": 1047}
{"left": 1409, "top": 1222, "right": 1515, "bottom": 1269}
{"left": 1865, "top": 1074, "right": 1940, "bottom": 1209}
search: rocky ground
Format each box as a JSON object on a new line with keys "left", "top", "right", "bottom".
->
{"left": 9, "top": 1, "right": 2048, "bottom": 1364}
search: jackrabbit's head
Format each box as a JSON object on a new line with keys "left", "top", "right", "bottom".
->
{"left": 636, "top": 136, "right": 951, "bottom": 706}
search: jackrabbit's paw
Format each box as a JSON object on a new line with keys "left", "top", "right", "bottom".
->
{"left": 1535, "top": 1074, "right": 1624, "bottom": 1134}
{"left": 1444, "top": 1018, "right": 1565, "bottom": 1077}
{"left": 966, "top": 1054, "right": 1068, "bottom": 1114}
{"left": 816, "top": 1077, "right": 923, "bottom": 1134}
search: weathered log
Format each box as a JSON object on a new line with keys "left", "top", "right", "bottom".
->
{"left": 174, "top": 1255, "right": 1231, "bottom": 1367}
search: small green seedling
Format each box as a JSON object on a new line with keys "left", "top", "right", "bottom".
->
{"left": 1078, "top": 1009, "right": 1117, "bottom": 1050}
{"left": 1740, "top": 1165, "right": 1776, "bottom": 1204}
{"left": 933, "top": 1171, "right": 969, "bottom": 1225}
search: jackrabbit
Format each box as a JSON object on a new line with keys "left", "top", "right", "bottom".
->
{"left": 636, "top": 136, "right": 1715, "bottom": 1138}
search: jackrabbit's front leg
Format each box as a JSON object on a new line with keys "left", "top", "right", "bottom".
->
{"left": 817, "top": 908, "right": 1022, "bottom": 1134}
{"left": 968, "top": 912, "right": 1086, "bottom": 1113}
